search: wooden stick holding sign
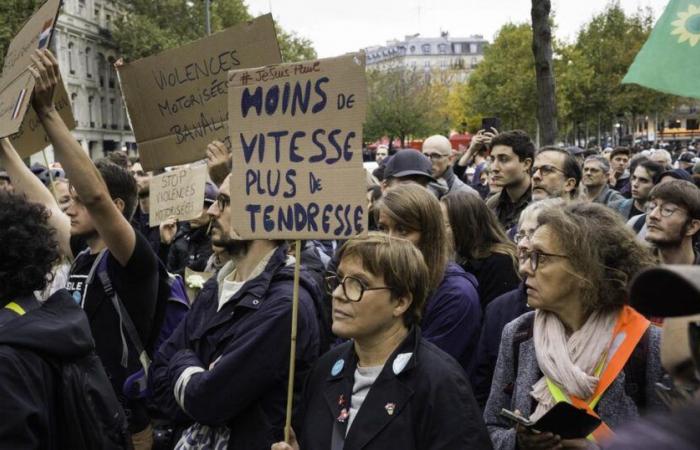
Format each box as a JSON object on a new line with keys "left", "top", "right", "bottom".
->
{"left": 285, "top": 240, "right": 302, "bottom": 442}
{"left": 228, "top": 53, "right": 368, "bottom": 439}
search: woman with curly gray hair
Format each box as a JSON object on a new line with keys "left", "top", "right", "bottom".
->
{"left": 484, "top": 202, "right": 665, "bottom": 450}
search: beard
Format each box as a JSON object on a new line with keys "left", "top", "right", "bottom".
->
{"left": 211, "top": 221, "right": 251, "bottom": 258}
{"left": 646, "top": 221, "right": 689, "bottom": 249}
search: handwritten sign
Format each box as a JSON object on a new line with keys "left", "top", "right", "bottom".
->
{"left": 117, "top": 14, "right": 281, "bottom": 171}
{"left": 228, "top": 54, "right": 368, "bottom": 239}
{"left": 149, "top": 164, "right": 207, "bottom": 227}
{"left": 11, "top": 80, "right": 76, "bottom": 158}
{"left": 0, "top": 0, "right": 61, "bottom": 138}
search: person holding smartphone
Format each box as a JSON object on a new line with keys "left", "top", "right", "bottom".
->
{"left": 483, "top": 202, "right": 666, "bottom": 449}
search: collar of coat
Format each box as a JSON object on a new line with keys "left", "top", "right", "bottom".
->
{"left": 322, "top": 326, "right": 421, "bottom": 448}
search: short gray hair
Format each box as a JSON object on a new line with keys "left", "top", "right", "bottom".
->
{"left": 584, "top": 155, "right": 610, "bottom": 173}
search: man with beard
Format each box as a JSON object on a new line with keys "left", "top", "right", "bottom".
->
{"left": 150, "top": 169, "right": 321, "bottom": 449}
{"left": 645, "top": 180, "right": 700, "bottom": 265}
{"left": 26, "top": 49, "right": 158, "bottom": 448}
{"left": 530, "top": 146, "right": 581, "bottom": 202}
{"left": 485, "top": 130, "right": 535, "bottom": 230}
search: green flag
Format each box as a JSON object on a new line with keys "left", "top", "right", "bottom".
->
{"left": 622, "top": 0, "right": 700, "bottom": 98}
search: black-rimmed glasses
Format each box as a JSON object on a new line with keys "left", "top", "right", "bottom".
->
{"left": 518, "top": 249, "right": 569, "bottom": 271}
{"left": 325, "top": 274, "right": 392, "bottom": 302}
{"left": 216, "top": 193, "right": 231, "bottom": 210}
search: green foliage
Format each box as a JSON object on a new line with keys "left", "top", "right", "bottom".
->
{"left": 466, "top": 23, "right": 538, "bottom": 136}
{"left": 0, "top": 0, "right": 44, "bottom": 70}
{"left": 364, "top": 68, "right": 450, "bottom": 146}
{"left": 113, "top": 0, "right": 315, "bottom": 62}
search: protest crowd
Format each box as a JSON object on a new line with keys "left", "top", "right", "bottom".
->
{"left": 2, "top": 3, "right": 700, "bottom": 450}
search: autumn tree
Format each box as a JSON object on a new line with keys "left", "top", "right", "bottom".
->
{"left": 364, "top": 68, "right": 449, "bottom": 147}
{"left": 467, "top": 23, "right": 538, "bottom": 136}
{"left": 112, "top": 0, "right": 315, "bottom": 62}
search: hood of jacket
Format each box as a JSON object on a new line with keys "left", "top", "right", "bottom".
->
{"left": 0, "top": 290, "right": 94, "bottom": 359}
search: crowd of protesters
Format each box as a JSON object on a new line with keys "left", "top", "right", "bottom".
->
{"left": 1, "top": 48, "right": 700, "bottom": 450}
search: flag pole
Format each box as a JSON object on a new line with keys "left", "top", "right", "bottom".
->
{"left": 284, "top": 239, "right": 302, "bottom": 442}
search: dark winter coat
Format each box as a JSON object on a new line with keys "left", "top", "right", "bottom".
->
{"left": 297, "top": 327, "right": 493, "bottom": 450}
{"left": 149, "top": 245, "right": 321, "bottom": 449}
{"left": 0, "top": 291, "right": 99, "bottom": 450}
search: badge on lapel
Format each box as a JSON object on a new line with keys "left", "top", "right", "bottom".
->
{"left": 385, "top": 402, "right": 396, "bottom": 416}
{"left": 331, "top": 359, "right": 345, "bottom": 376}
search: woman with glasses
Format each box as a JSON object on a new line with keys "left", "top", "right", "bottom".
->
{"left": 484, "top": 202, "right": 665, "bottom": 450}
{"left": 375, "top": 184, "right": 482, "bottom": 378}
{"left": 271, "top": 233, "right": 492, "bottom": 450}
{"left": 473, "top": 198, "right": 563, "bottom": 407}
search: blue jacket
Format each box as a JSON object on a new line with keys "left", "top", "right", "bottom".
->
{"left": 150, "top": 245, "right": 321, "bottom": 449}
{"left": 297, "top": 327, "right": 493, "bottom": 450}
{"left": 422, "top": 262, "right": 481, "bottom": 379}
{"left": 473, "top": 284, "right": 529, "bottom": 407}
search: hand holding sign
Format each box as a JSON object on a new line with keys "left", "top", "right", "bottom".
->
{"left": 27, "top": 49, "right": 59, "bottom": 115}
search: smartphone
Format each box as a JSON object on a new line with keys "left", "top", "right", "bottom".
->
{"left": 481, "top": 117, "right": 501, "bottom": 132}
{"left": 500, "top": 408, "right": 534, "bottom": 428}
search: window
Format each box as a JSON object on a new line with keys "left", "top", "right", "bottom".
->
{"left": 88, "top": 96, "right": 95, "bottom": 127}
{"left": 68, "top": 42, "right": 75, "bottom": 74}
{"left": 688, "top": 119, "right": 699, "bottom": 130}
{"left": 97, "top": 53, "right": 106, "bottom": 86}
{"left": 107, "top": 57, "right": 116, "bottom": 88}
{"left": 100, "top": 97, "right": 108, "bottom": 128}
{"left": 410, "top": 45, "right": 416, "bottom": 53}
{"left": 71, "top": 93, "right": 79, "bottom": 124}
{"left": 85, "top": 47, "right": 92, "bottom": 78}
{"left": 471, "top": 57, "right": 478, "bottom": 67}
{"left": 438, "top": 44, "right": 447, "bottom": 54}
{"left": 421, "top": 44, "right": 431, "bottom": 54}
{"left": 470, "top": 43, "right": 478, "bottom": 53}
{"left": 453, "top": 43, "right": 462, "bottom": 53}
{"left": 111, "top": 98, "right": 119, "bottom": 129}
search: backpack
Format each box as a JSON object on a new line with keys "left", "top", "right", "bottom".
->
{"left": 511, "top": 313, "right": 649, "bottom": 411}
{"left": 92, "top": 250, "right": 190, "bottom": 399}
{"left": 48, "top": 352, "right": 132, "bottom": 450}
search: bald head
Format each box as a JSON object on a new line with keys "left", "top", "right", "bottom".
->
{"left": 422, "top": 135, "right": 453, "bottom": 178}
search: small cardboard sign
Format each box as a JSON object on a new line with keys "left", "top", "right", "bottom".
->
{"left": 0, "top": 0, "right": 61, "bottom": 138}
{"left": 228, "top": 53, "right": 368, "bottom": 240}
{"left": 149, "top": 164, "right": 208, "bottom": 227}
{"left": 10, "top": 80, "right": 76, "bottom": 158}
{"left": 117, "top": 14, "right": 282, "bottom": 171}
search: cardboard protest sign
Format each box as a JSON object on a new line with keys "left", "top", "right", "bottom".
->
{"left": 0, "top": 0, "right": 61, "bottom": 138}
{"left": 228, "top": 53, "right": 368, "bottom": 240}
{"left": 11, "top": 80, "right": 76, "bottom": 158}
{"left": 117, "top": 14, "right": 281, "bottom": 171}
{"left": 149, "top": 164, "right": 207, "bottom": 227}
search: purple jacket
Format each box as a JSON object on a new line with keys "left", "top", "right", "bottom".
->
{"left": 421, "top": 262, "right": 482, "bottom": 379}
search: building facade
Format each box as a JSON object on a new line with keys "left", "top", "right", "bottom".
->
{"left": 48, "top": 0, "right": 135, "bottom": 160}
{"left": 364, "top": 32, "right": 487, "bottom": 83}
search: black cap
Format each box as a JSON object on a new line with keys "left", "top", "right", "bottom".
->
{"left": 383, "top": 149, "right": 437, "bottom": 182}
{"left": 678, "top": 152, "right": 696, "bottom": 163}
{"left": 630, "top": 266, "right": 700, "bottom": 317}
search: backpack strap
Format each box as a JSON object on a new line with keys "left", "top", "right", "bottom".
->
{"left": 95, "top": 252, "right": 151, "bottom": 373}
{"left": 632, "top": 214, "right": 646, "bottom": 233}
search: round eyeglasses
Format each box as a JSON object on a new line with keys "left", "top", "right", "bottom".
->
{"left": 325, "top": 274, "right": 392, "bottom": 302}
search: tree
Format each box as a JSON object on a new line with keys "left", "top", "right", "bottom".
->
{"left": 565, "top": 2, "right": 676, "bottom": 145}
{"left": 113, "top": 0, "right": 316, "bottom": 62}
{"left": 531, "top": 0, "right": 558, "bottom": 145}
{"left": 467, "top": 23, "right": 538, "bottom": 136}
{"left": 364, "top": 69, "right": 449, "bottom": 147}
{"left": 0, "top": 1, "right": 44, "bottom": 70}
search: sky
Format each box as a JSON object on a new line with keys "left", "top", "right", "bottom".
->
{"left": 245, "top": 0, "right": 671, "bottom": 57}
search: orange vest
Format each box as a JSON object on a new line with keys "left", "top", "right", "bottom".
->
{"left": 545, "top": 305, "right": 650, "bottom": 443}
